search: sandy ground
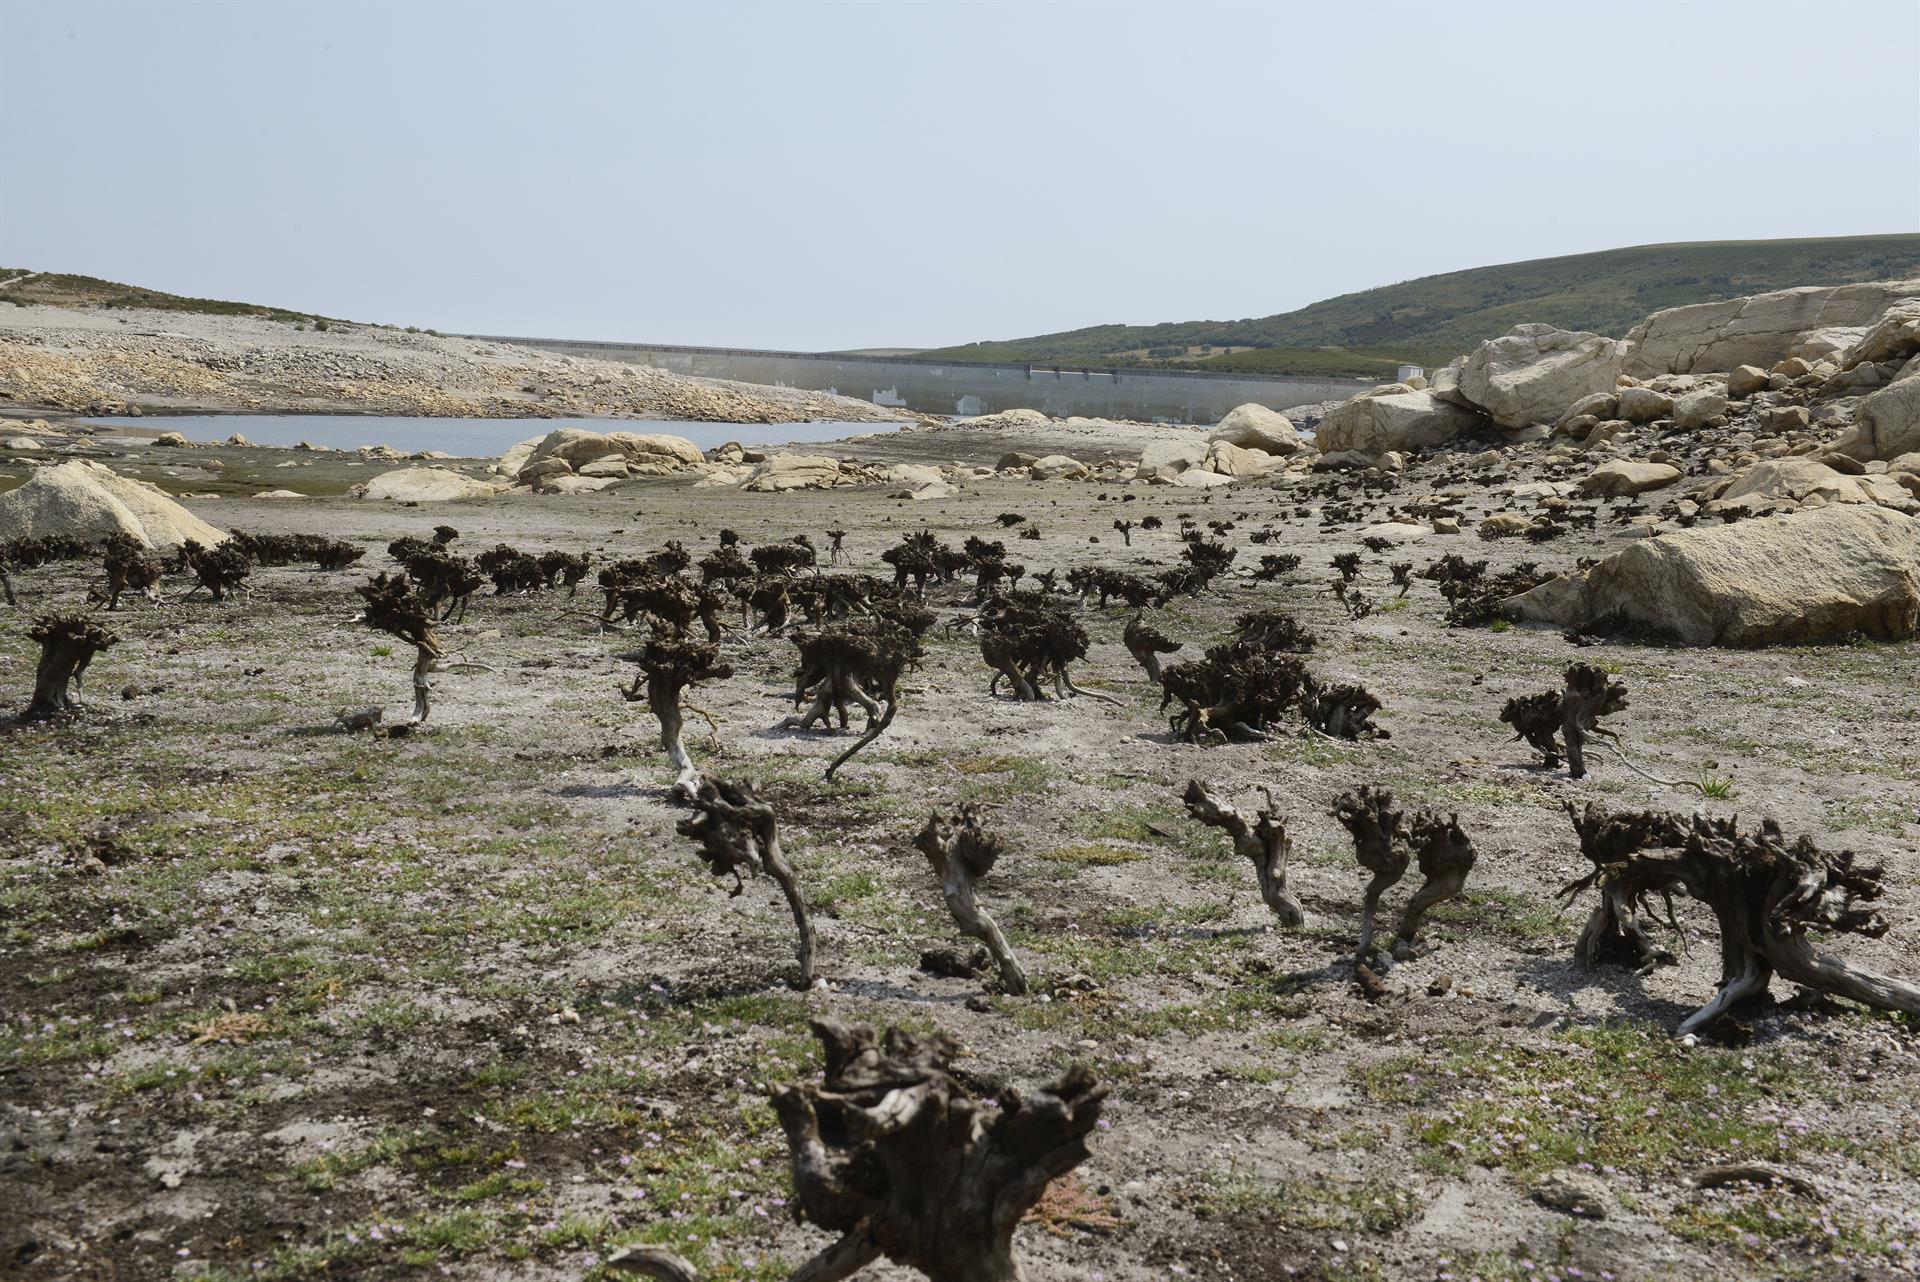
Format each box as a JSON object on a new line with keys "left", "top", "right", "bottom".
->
{"left": 2, "top": 432, "right": 1918, "bottom": 1282}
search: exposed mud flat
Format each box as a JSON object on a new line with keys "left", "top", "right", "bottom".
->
{"left": 1, "top": 440, "right": 1917, "bottom": 1282}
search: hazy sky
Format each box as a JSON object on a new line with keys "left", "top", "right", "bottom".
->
{"left": 3, "top": 1, "right": 1917, "bottom": 350}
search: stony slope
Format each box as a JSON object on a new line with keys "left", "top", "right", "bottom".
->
{"left": 0, "top": 301, "right": 896, "bottom": 424}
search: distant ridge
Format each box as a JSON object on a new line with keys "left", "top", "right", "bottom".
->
{"left": 917, "top": 233, "right": 1920, "bottom": 378}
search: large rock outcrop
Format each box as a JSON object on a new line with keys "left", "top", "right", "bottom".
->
{"left": 362, "top": 467, "right": 503, "bottom": 502}
{"left": 517, "top": 428, "right": 703, "bottom": 479}
{"left": 1622, "top": 280, "right": 1920, "bottom": 376}
{"left": 1316, "top": 386, "right": 1484, "bottom": 454}
{"left": 1209, "top": 403, "right": 1302, "bottom": 455}
{"left": 1136, "top": 438, "right": 1209, "bottom": 482}
{"left": 741, "top": 454, "right": 843, "bottom": 492}
{"left": 0, "top": 460, "right": 226, "bottom": 549}
{"left": 1202, "top": 440, "right": 1277, "bottom": 477}
{"left": 1456, "top": 325, "right": 1627, "bottom": 429}
{"left": 1505, "top": 505, "right": 1920, "bottom": 646}
{"left": 1715, "top": 459, "right": 1882, "bottom": 509}
{"left": 958, "top": 408, "right": 1051, "bottom": 433}
{"left": 1578, "top": 460, "right": 1680, "bottom": 496}
{"left": 1838, "top": 299, "right": 1920, "bottom": 371}
{"left": 1827, "top": 353, "right": 1920, "bottom": 462}
{"left": 1029, "top": 454, "right": 1090, "bottom": 480}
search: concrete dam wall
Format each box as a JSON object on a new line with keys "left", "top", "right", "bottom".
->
{"left": 463, "top": 335, "right": 1381, "bottom": 422}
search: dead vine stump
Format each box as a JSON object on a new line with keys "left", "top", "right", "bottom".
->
{"left": 620, "top": 635, "right": 733, "bottom": 796}
{"left": 913, "top": 805, "right": 1028, "bottom": 994}
{"left": 1183, "top": 780, "right": 1305, "bottom": 926}
{"left": 24, "top": 614, "right": 118, "bottom": 721}
{"left": 677, "top": 777, "right": 815, "bottom": 987}
{"left": 357, "top": 573, "right": 443, "bottom": 724}
{"left": 1333, "top": 785, "right": 1476, "bottom": 967}
{"left": 770, "top": 1017, "right": 1107, "bottom": 1282}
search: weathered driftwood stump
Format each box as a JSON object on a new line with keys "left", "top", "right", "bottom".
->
{"left": 912, "top": 804, "right": 1028, "bottom": 994}
{"left": 1183, "top": 779, "right": 1305, "bottom": 926}
{"left": 1232, "top": 608, "right": 1314, "bottom": 654}
{"left": 357, "top": 572, "right": 442, "bottom": 723}
{"left": 1400, "top": 810, "right": 1477, "bottom": 953}
{"left": 1333, "top": 785, "right": 1476, "bottom": 966}
{"left": 1561, "top": 806, "right": 1920, "bottom": 1036}
{"left": 619, "top": 635, "right": 733, "bottom": 797}
{"left": 1559, "top": 662, "right": 1627, "bottom": 778}
{"left": 975, "top": 595, "right": 1119, "bottom": 706}
{"left": 1303, "top": 679, "right": 1388, "bottom": 740}
{"left": 676, "top": 777, "right": 814, "bottom": 987}
{"left": 770, "top": 1017, "right": 1107, "bottom": 1282}
{"left": 1163, "top": 650, "right": 1310, "bottom": 743}
{"left": 395, "top": 545, "right": 482, "bottom": 622}
{"left": 24, "top": 614, "right": 118, "bottom": 721}
{"left": 1334, "top": 785, "right": 1407, "bottom": 965}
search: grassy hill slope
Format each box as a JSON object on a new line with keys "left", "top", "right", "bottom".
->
{"left": 0, "top": 270, "right": 341, "bottom": 326}
{"left": 919, "top": 234, "right": 1920, "bottom": 376}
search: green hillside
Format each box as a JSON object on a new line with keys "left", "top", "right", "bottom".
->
{"left": 0, "top": 270, "right": 339, "bottom": 325}
{"left": 921, "top": 234, "right": 1920, "bottom": 376}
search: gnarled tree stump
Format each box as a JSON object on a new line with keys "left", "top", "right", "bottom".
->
{"left": 1122, "top": 612, "right": 1181, "bottom": 684}
{"left": 1561, "top": 806, "right": 1920, "bottom": 1036}
{"left": 102, "top": 534, "right": 162, "bottom": 610}
{"left": 1333, "top": 785, "right": 1475, "bottom": 966}
{"left": 357, "top": 572, "right": 442, "bottom": 724}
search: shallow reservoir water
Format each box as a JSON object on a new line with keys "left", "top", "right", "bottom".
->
{"left": 81, "top": 414, "right": 901, "bottom": 457}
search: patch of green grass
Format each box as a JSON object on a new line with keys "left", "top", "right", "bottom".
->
{"left": 1222, "top": 1061, "right": 1288, "bottom": 1085}
{"left": 1102, "top": 902, "right": 1231, "bottom": 931}
{"left": 1185, "top": 1169, "right": 1417, "bottom": 1233}
{"left": 1358, "top": 1023, "right": 1831, "bottom": 1178}
{"left": 1042, "top": 842, "right": 1147, "bottom": 867}
{"left": 1824, "top": 798, "right": 1912, "bottom": 838}
{"left": 1695, "top": 769, "right": 1737, "bottom": 800}
{"left": 1426, "top": 887, "right": 1565, "bottom": 942}
{"left": 1663, "top": 1188, "right": 1903, "bottom": 1269}
{"left": 1388, "top": 775, "right": 1553, "bottom": 810}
